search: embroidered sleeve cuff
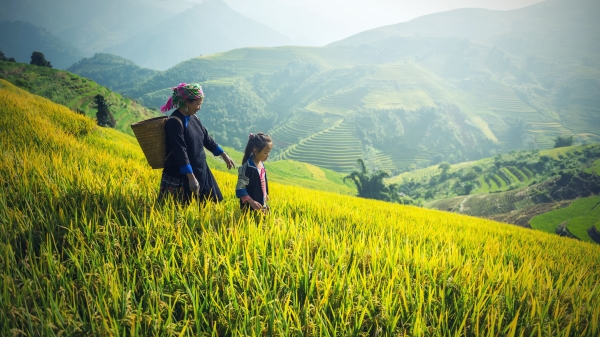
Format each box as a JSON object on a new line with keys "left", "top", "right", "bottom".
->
{"left": 179, "top": 164, "right": 193, "bottom": 174}
{"left": 236, "top": 189, "right": 249, "bottom": 198}
{"left": 240, "top": 195, "right": 252, "bottom": 203}
{"left": 211, "top": 145, "right": 224, "bottom": 157}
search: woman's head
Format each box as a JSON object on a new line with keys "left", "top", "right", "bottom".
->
{"left": 242, "top": 133, "right": 273, "bottom": 164}
{"left": 183, "top": 97, "right": 203, "bottom": 115}
{"left": 160, "top": 83, "right": 204, "bottom": 113}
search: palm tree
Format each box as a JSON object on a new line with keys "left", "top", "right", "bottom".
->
{"left": 344, "top": 159, "right": 391, "bottom": 201}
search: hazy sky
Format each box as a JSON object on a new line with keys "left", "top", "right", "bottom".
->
{"left": 275, "top": 0, "right": 545, "bottom": 24}
{"left": 215, "top": 0, "right": 546, "bottom": 39}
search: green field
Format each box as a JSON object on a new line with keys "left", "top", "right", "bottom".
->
{"left": 586, "top": 158, "right": 600, "bottom": 174}
{"left": 530, "top": 196, "right": 600, "bottom": 243}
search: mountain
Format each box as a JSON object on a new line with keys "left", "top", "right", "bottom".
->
{"left": 0, "top": 59, "right": 160, "bottom": 136}
{"left": 103, "top": 0, "right": 292, "bottom": 70}
{"left": 0, "top": 21, "right": 84, "bottom": 69}
{"left": 70, "top": 0, "right": 600, "bottom": 175}
{"left": 0, "top": 0, "right": 297, "bottom": 70}
{"left": 330, "top": 0, "right": 600, "bottom": 48}
{"left": 2, "top": 78, "right": 599, "bottom": 335}
{"left": 330, "top": 8, "right": 515, "bottom": 48}
{"left": 0, "top": 0, "right": 181, "bottom": 54}
{"left": 0, "top": 0, "right": 71, "bottom": 35}
{"left": 67, "top": 53, "right": 160, "bottom": 92}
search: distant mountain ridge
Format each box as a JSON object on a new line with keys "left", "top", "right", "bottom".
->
{"left": 331, "top": 0, "right": 600, "bottom": 58}
{"left": 103, "top": 0, "right": 292, "bottom": 70}
{"left": 1, "top": 0, "right": 294, "bottom": 70}
{"left": 0, "top": 0, "right": 179, "bottom": 54}
{"left": 0, "top": 21, "right": 84, "bottom": 69}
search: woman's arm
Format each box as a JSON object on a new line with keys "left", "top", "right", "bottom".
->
{"left": 197, "top": 117, "right": 235, "bottom": 169}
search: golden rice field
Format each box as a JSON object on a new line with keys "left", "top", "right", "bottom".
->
{"left": 1, "top": 79, "right": 600, "bottom": 336}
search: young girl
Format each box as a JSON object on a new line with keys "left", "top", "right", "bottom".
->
{"left": 236, "top": 133, "right": 273, "bottom": 212}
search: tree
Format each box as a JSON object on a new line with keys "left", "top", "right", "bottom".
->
{"left": 438, "top": 162, "right": 451, "bottom": 181}
{"left": 93, "top": 94, "right": 116, "bottom": 128}
{"left": 344, "top": 159, "right": 392, "bottom": 201}
{"left": 554, "top": 135, "right": 573, "bottom": 148}
{"left": 30, "top": 51, "right": 52, "bottom": 68}
{"left": 0, "top": 50, "right": 16, "bottom": 62}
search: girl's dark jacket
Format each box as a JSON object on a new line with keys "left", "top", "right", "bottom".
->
{"left": 236, "top": 157, "right": 268, "bottom": 209}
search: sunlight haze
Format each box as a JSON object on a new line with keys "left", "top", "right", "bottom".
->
{"left": 220, "top": 0, "right": 546, "bottom": 44}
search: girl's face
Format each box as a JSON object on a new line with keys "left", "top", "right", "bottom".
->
{"left": 253, "top": 142, "right": 273, "bottom": 163}
{"left": 185, "top": 98, "right": 203, "bottom": 115}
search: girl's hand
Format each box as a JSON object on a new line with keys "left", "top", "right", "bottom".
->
{"left": 261, "top": 204, "right": 270, "bottom": 215}
{"left": 250, "top": 200, "right": 263, "bottom": 210}
{"left": 220, "top": 152, "right": 236, "bottom": 170}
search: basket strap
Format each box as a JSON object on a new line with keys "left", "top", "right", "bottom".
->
{"left": 164, "top": 115, "right": 184, "bottom": 165}
{"left": 168, "top": 115, "right": 183, "bottom": 127}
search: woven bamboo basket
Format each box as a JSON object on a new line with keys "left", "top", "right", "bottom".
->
{"left": 131, "top": 116, "right": 168, "bottom": 169}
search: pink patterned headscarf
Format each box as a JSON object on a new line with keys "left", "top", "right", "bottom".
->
{"left": 160, "top": 83, "right": 204, "bottom": 113}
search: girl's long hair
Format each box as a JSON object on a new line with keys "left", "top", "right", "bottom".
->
{"left": 242, "top": 133, "right": 272, "bottom": 164}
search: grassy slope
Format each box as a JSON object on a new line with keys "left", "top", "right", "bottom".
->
{"left": 388, "top": 144, "right": 600, "bottom": 240}
{"left": 390, "top": 144, "right": 596, "bottom": 188}
{"left": 0, "top": 60, "right": 161, "bottom": 136}
{"left": 529, "top": 196, "right": 600, "bottom": 243}
{"left": 2, "top": 78, "right": 600, "bottom": 336}
{"left": 205, "top": 146, "right": 356, "bottom": 195}
{"left": 586, "top": 158, "right": 600, "bottom": 174}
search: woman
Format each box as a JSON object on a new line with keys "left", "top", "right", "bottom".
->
{"left": 158, "top": 83, "right": 235, "bottom": 203}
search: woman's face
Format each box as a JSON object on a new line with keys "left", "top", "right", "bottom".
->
{"left": 185, "top": 98, "right": 203, "bottom": 114}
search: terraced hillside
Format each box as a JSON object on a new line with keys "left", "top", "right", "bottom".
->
{"left": 385, "top": 144, "right": 600, "bottom": 242}
{"left": 306, "top": 87, "right": 368, "bottom": 115}
{"left": 276, "top": 120, "right": 363, "bottom": 172}
{"left": 70, "top": 0, "right": 600, "bottom": 174}
{"left": 473, "top": 166, "right": 537, "bottom": 193}
{"left": 269, "top": 112, "right": 331, "bottom": 148}
{"left": 0, "top": 61, "right": 159, "bottom": 136}
{"left": 369, "top": 150, "right": 396, "bottom": 172}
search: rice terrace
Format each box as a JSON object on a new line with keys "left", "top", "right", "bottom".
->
{"left": 1, "top": 0, "right": 600, "bottom": 335}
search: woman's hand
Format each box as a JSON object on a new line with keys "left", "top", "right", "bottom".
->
{"left": 187, "top": 173, "right": 200, "bottom": 194}
{"left": 220, "top": 152, "right": 236, "bottom": 170}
